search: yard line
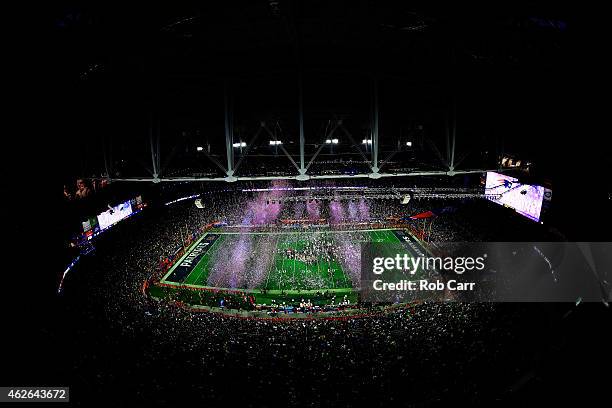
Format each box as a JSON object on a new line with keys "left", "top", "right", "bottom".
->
{"left": 386, "top": 229, "right": 402, "bottom": 243}
{"left": 191, "top": 235, "right": 225, "bottom": 285}
{"left": 183, "top": 234, "right": 224, "bottom": 285}
{"left": 316, "top": 256, "right": 321, "bottom": 289}
{"left": 292, "top": 258, "right": 296, "bottom": 290}
{"left": 264, "top": 234, "right": 279, "bottom": 291}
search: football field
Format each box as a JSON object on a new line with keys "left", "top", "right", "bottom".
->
{"left": 161, "top": 229, "right": 415, "bottom": 293}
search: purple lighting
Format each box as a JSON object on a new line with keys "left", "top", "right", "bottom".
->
{"left": 306, "top": 199, "right": 320, "bottom": 220}
{"left": 329, "top": 199, "right": 345, "bottom": 225}
{"left": 357, "top": 198, "right": 370, "bottom": 222}
{"left": 348, "top": 200, "right": 358, "bottom": 222}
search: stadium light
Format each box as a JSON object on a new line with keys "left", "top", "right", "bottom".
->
{"left": 406, "top": 141, "right": 412, "bottom": 147}
{"left": 196, "top": 146, "right": 204, "bottom": 151}
{"left": 269, "top": 140, "right": 282, "bottom": 146}
{"left": 233, "top": 142, "right": 247, "bottom": 148}
{"left": 362, "top": 139, "right": 372, "bottom": 145}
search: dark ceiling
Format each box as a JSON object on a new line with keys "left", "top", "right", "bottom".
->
{"left": 44, "top": 1, "right": 573, "bottom": 180}
{"left": 50, "top": 1, "right": 569, "bottom": 76}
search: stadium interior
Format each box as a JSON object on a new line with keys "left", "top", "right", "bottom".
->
{"left": 3, "top": 1, "right": 611, "bottom": 407}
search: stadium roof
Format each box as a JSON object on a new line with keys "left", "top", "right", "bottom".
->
{"left": 48, "top": 1, "right": 571, "bottom": 182}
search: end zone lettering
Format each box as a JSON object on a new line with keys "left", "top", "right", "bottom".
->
{"left": 180, "top": 242, "right": 210, "bottom": 267}
{"left": 164, "top": 233, "right": 219, "bottom": 283}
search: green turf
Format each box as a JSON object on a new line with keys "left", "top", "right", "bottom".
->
{"left": 265, "top": 232, "right": 349, "bottom": 291}
{"left": 155, "top": 228, "right": 433, "bottom": 309}
{"left": 182, "top": 235, "right": 226, "bottom": 285}
{"left": 162, "top": 229, "right": 406, "bottom": 292}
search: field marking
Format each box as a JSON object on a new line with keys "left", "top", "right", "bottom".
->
{"left": 274, "top": 234, "right": 281, "bottom": 288}
{"left": 274, "top": 234, "right": 287, "bottom": 291}
{"left": 185, "top": 234, "right": 225, "bottom": 285}
{"left": 292, "top": 258, "right": 296, "bottom": 290}
{"left": 183, "top": 235, "right": 222, "bottom": 285}
{"left": 265, "top": 231, "right": 349, "bottom": 292}
{"left": 387, "top": 230, "right": 402, "bottom": 243}
{"left": 160, "top": 233, "right": 209, "bottom": 283}
{"left": 263, "top": 234, "right": 279, "bottom": 291}
{"left": 161, "top": 228, "right": 412, "bottom": 293}
{"left": 316, "top": 257, "right": 322, "bottom": 288}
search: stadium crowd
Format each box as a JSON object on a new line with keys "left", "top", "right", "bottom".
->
{"left": 56, "top": 185, "right": 561, "bottom": 405}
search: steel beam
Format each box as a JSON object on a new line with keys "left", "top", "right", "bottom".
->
{"left": 298, "top": 72, "right": 306, "bottom": 175}
{"left": 149, "top": 113, "right": 160, "bottom": 181}
{"left": 262, "top": 124, "right": 301, "bottom": 172}
{"left": 233, "top": 124, "right": 264, "bottom": 175}
{"left": 372, "top": 77, "right": 379, "bottom": 173}
{"left": 305, "top": 122, "right": 340, "bottom": 172}
{"left": 224, "top": 83, "right": 235, "bottom": 178}
{"left": 338, "top": 124, "right": 374, "bottom": 169}
{"left": 108, "top": 168, "right": 500, "bottom": 183}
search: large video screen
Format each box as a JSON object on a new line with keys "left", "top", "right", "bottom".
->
{"left": 130, "top": 195, "right": 144, "bottom": 211}
{"left": 81, "top": 216, "right": 100, "bottom": 240}
{"left": 485, "top": 172, "right": 545, "bottom": 222}
{"left": 97, "top": 200, "right": 133, "bottom": 230}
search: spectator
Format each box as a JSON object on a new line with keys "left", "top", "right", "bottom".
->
{"left": 75, "top": 179, "right": 92, "bottom": 199}
{"left": 64, "top": 185, "right": 73, "bottom": 200}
